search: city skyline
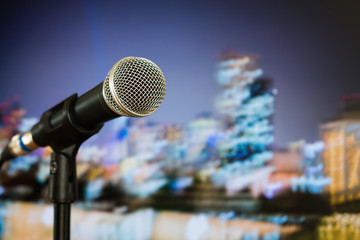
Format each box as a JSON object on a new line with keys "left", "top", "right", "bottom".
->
{"left": 0, "top": 1, "right": 359, "bottom": 148}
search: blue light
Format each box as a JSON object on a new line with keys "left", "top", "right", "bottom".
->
{"left": 116, "top": 128, "right": 128, "bottom": 141}
{"left": 207, "top": 135, "right": 219, "bottom": 147}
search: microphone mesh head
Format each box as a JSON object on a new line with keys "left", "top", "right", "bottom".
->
{"left": 103, "top": 57, "right": 166, "bottom": 117}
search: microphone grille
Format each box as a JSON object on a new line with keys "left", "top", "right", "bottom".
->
{"left": 103, "top": 57, "right": 166, "bottom": 117}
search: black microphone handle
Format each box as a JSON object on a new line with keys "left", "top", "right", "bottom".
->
{"left": 0, "top": 83, "right": 117, "bottom": 167}
{"left": 0, "top": 82, "right": 120, "bottom": 164}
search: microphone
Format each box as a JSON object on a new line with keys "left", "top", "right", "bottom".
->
{"left": 0, "top": 57, "right": 166, "bottom": 164}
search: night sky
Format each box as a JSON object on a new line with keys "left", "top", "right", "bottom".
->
{"left": 0, "top": 0, "right": 359, "bottom": 148}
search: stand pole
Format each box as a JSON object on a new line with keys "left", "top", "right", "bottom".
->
{"left": 54, "top": 203, "right": 71, "bottom": 240}
{"left": 49, "top": 145, "right": 79, "bottom": 240}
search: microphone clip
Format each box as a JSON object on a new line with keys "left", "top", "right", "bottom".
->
{"left": 31, "top": 93, "right": 103, "bottom": 151}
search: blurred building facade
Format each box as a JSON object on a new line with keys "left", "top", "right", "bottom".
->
{"left": 320, "top": 95, "right": 360, "bottom": 208}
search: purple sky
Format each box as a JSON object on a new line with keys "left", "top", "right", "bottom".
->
{"left": 1, "top": 1, "right": 359, "bottom": 148}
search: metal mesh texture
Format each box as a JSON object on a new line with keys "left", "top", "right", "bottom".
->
{"left": 103, "top": 57, "right": 166, "bottom": 117}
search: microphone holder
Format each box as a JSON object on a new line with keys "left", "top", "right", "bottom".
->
{"left": 39, "top": 94, "right": 102, "bottom": 240}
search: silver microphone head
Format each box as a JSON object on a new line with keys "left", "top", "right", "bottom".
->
{"left": 102, "top": 57, "right": 166, "bottom": 117}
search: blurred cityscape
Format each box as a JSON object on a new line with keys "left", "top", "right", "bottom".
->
{"left": 0, "top": 52, "right": 360, "bottom": 240}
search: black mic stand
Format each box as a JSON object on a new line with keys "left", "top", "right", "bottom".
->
{"left": 37, "top": 94, "right": 102, "bottom": 240}
{"left": 49, "top": 145, "right": 79, "bottom": 240}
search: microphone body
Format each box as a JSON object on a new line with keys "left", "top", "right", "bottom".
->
{"left": 0, "top": 57, "right": 166, "bottom": 163}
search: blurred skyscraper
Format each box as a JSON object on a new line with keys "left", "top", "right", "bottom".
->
{"left": 211, "top": 52, "right": 276, "bottom": 194}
